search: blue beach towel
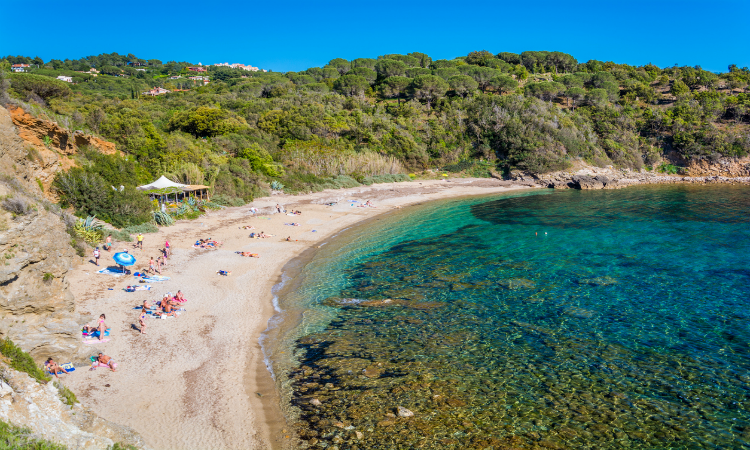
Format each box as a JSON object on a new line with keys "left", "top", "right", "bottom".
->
{"left": 140, "top": 276, "right": 170, "bottom": 282}
{"left": 96, "top": 267, "right": 125, "bottom": 276}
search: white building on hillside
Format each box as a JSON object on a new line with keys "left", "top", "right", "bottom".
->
{"left": 56, "top": 76, "right": 73, "bottom": 83}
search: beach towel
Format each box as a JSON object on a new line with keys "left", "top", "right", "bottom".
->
{"left": 83, "top": 329, "right": 110, "bottom": 338}
{"left": 284, "top": 223, "right": 300, "bottom": 226}
{"left": 124, "top": 285, "right": 151, "bottom": 292}
{"left": 83, "top": 338, "right": 110, "bottom": 344}
{"left": 140, "top": 276, "right": 170, "bottom": 282}
{"left": 96, "top": 267, "right": 125, "bottom": 276}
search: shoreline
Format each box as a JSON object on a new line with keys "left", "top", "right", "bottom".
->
{"left": 62, "top": 178, "right": 536, "bottom": 449}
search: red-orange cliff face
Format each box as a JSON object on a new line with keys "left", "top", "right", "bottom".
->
{"left": 6, "top": 106, "right": 120, "bottom": 199}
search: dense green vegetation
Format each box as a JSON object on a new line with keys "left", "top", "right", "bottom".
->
{"left": 0, "top": 420, "right": 67, "bottom": 450}
{"left": 0, "top": 338, "right": 50, "bottom": 383}
{"left": 1, "top": 51, "right": 749, "bottom": 226}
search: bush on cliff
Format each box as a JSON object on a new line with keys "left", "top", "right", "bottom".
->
{"left": 0, "top": 338, "right": 50, "bottom": 384}
{"left": 0, "top": 419, "right": 67, "bottom": 450}
{"left": 8, "top": 73, "right": 71, "bottom": 101}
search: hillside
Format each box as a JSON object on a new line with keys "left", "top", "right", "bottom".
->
{"left": 1, "top": 50, "right": 749, "bottom": 227}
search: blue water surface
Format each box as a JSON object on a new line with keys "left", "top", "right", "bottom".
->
{"left": 278, "top": 185, "right": 750, "bottom": 449}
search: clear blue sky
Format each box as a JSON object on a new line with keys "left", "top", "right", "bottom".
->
{"left": 2, "top": 0, "right": 747, "bottom": 73}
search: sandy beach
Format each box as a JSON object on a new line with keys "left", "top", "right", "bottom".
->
{"left": 63, "top": 178, "right": 534, "bottom": 449}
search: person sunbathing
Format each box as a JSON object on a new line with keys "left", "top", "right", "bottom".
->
{"left": 174, "top": 290, "right": 186, "bottom": 303}
{"left": 236, "top": 251, "right": 260, "bottom": 258}
{"left": 284, "top": 223, "right": 300, "bottom": 226}
{"left": 143, "top": 299, "right": 152, "bottom": 309}
{"left": 240, "top": 225, "right": 255, "bottom": 230}
{"left": 91, "top": 353, "right": 116, "bottom": 372}
{"left": 258, "top": 232, "right": 272, "bottom": 238}
{"left": 45, "top": 358, "right": 69, "bottom": 378}
{"left": 217, "top": 270, "right": 231, "bottom": 276}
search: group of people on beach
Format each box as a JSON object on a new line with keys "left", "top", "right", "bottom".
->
{"left": 194, "top": 238, "right": 222, "bottom": 248}
{"left": 137, "top": 290, "right": 187, "bottom": 333}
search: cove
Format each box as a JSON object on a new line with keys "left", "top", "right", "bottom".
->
{"left": 272, "top": 185, "right": 750, "bottom": 449}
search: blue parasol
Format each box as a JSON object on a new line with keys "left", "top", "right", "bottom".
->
{"left": 113, "top": 252, "right": 136, "bottom": 268}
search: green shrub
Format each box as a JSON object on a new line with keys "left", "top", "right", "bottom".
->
{"left": 54, "top": 381, "right": 78, "bottom": 407}
{"left": 657, "top": 162, "right": 679, "bottom": 174}
{"left": 0, "top": 338, "right": 50, "bottom": 384}
{"left": 9, "top": 73, "right": 71, "bottom": 100}
{"left": 0, "top": 419, "right": 67, "bottom": 450}
{"left": 42, "top": 273, "right": 54, "bottom": 282}
{"left": 368, "top": 174, "right": 411, "bottom": 183}
{"left": 107, "top": 229, "right": 132, "bottom": 242}
{"left": 121, "top": 223, "right": 159, "bottom": 234}
{"left": 210, "top": 194, "right": 246, "bottom": 207}
{"left": 108, "top": 443, "right": 138, "bottom": 450}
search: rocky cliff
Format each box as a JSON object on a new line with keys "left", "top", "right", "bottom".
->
{"left": 0, "top": 104, "right": 93, "bottom": 364}
{"left": 514, "top": 158, "right": 750, "bottom": 190}
{"left": 6, "top": 106, "right": 118, "bottom": 199}
{"left": 0, "top": 361, "right": 145, "bottom": 449}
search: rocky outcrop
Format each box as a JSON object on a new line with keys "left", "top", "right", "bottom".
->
{"left": 0, "top": 362, "right": 145, "bottom": 449}
{"left": 685, "top": 156, "right": 750, "bottom": 177}
{"left": 523, "top": 161, "right": 750, "bottom": 190}
{"left": 570, "top": 175, "right": 621, "bottom": 190}
{"left": 0, "top": 105, "right": 91, "bottom": 364}
{"left": 5, "top": 106, "right": 118, "bottom": 199}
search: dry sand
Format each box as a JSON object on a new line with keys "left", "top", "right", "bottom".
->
{"left": 63, "top": 178, "right": 534, "bottom": 449}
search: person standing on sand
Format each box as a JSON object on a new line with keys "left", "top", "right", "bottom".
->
{"left": 164, "top": 239, "right": 170, "bottom": 257}
{"left": 93, "top": 247, "right": 100, "bottom": 266}
{"left": 137, "top": 233, "right": 144, "bottom": 250}
{"left": 104, "top": 234, "right": 112, "bottom": 251}
{"left": 138, "top": 306, "right": 147, "bottom": 334}
{"left": 97, "top": 314, "right": 109, "bottom": 341}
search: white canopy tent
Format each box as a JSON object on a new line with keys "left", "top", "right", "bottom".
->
{"left": 137, "top": 176, "right": 211, "bottom": 204}
{"left": 137, "top": 176, "right": 186, "bottom": 191}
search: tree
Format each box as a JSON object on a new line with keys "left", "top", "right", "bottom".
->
{"left": 378, "top": 76, "right": 411, "bottom": 103}
{"left": 351, "top": 58, "right": 377, "bottom": 70}
{"left": 585, "top": 88, "right": 609, "bottom": 106}
{"left": 333, "top": 74, "right": 369, "bottom": 96}
{"left": 320, "top": 68, "right": 340, "bottom": 79}
{"left": 325, "top": 58, "right": 351, "bottom": 74}
{"left": 489, "top": 74, "right": 518, "bottom": 94}
{"left": 465, "top": 50, "right": 495, "bottom": 66}
{"left": 408, "top": 52, "right": 432, "bottom": 68}
{"left": 430, "top": 59, "right": 457, "bottom": 69}
{"left": 497, "top": 52, "right": 521, "bottom": 65}
{"left": 565, "top": 87, "right": 585, "bottom": 110}
{"left": 558, "top": 74, "right": 584, "bottom": 89}
{"left": 408, "top": 75, "right": 449, "bottom": 108}
{"left": 167, "top": 107, "right": 245, "bottom": 137}
{"left": 375, "top": 59, "right": 407, "bottom": 78}
{"left": 448, "top": 75, "right": 478, "bottom": 98}
{"left": 524, "top": 82, "right": 564, "bottom": 101}
{"left": 670, "top": 80, "right": 690, "bottom": 97}
{"left": 512, "top": 65, "right": 529, "bottom": 81}
{"left": 434, "top": 68, "right": 459, "bottom": 80}
{"left": 349, "top": 67, "right": 377, "bottom": 84}
{"left": 465, "top": 66, "right": 499, "bottom": 92}
{"left": 405, "top": 67, "right": 431, "bottom": 78}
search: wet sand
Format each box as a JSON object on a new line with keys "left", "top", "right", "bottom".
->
{"left": 63, "top": 178, "right": 534, "bottom": 449}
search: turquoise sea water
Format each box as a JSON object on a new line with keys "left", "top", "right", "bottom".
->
{"left": 272, "top": 186, "right": 750, "bottom": 449}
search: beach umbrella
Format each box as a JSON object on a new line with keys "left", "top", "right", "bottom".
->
{"left": 113, "top": 252, "right": 136, "bottom": 273}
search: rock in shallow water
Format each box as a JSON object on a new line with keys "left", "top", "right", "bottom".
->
{"left": 397, "top": 406, "right": 414, "bottom": 418}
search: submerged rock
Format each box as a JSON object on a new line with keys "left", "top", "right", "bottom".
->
{"left": 578, "top": 276, "right": 618, "bottom": 286}
{"left": 498, "top": 278, "right": 536, "bottom": 290}
{"left": 397, "top": 406, "right": 414, "bottom": 418}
